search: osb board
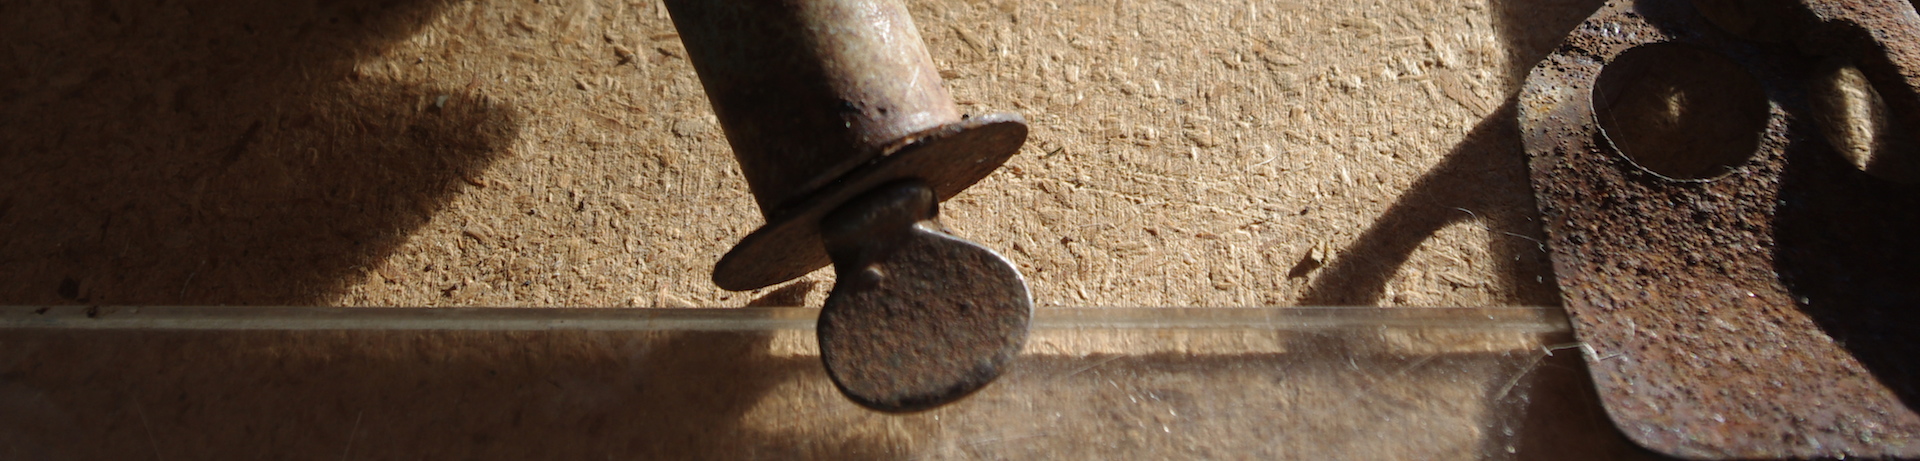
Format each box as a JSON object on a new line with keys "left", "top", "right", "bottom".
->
{"left": 0, "top": 1, "right": 1671, "bottom": 458}
{"left": 1, "top": 0, "right": 1601, "bottom": 308}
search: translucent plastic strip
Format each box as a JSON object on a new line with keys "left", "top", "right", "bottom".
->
{"left": 0, "top": 305, "right": 1632, "bottom": 459}
{"left": 0, "top": 306, "right": 1568, "bottom": 333}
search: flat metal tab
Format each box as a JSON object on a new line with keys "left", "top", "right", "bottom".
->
{"left": 1519, "top": 0, "right": 1920, "bottom": 457}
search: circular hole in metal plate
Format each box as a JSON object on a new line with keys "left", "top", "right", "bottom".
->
{"left": 1594, "top": 42, "right": 1770, "bottom": 181}
{"left": 1808, "top": 58, "right": 1920, "bottom": 185}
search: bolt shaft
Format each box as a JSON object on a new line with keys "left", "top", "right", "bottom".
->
{"left": 664, "top": 0, "right": 962, "bottom": 214}
{"left": 662, "top": 0, "right": 1035, "bottom": 411}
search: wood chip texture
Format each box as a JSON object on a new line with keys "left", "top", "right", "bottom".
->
{"left": 0, "top": 0, "right": 1604, "bottom": 308}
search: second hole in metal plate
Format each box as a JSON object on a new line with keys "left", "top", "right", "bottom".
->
{"left": 1594, "top": 42, "right": 1771, "bottom": 181}
{"left": 1808, "top": 57, "right": 1920, "bottom": 185}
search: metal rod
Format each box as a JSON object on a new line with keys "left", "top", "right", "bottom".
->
{"left": 664, "top": 0, "right": 958, "bottom": 213}
{"left": 665, "top": 0, "right": 1028, "bottom": 291}
{"left": 663, "top": 0, "right": 1034, "bottom": 412}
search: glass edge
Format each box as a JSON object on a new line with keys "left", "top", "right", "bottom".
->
{"left": 0, "top": 306, "right": 1569, "bottom": 333}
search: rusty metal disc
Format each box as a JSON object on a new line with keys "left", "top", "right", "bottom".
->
{"left": 1519, "top": 0, "right": 1920, "bottom": 457}
{"left": 812, "top": 181, "right": 1031, "bottom": 412}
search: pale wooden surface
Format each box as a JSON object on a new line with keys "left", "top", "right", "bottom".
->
{"left": 0, "top": 0, "right": 1677, "bottom": 458}
{"left": 3, "top": 0, "right": 1602, "bottom": 309}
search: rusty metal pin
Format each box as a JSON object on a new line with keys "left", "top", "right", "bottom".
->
{"left": 663, "top": 0, "right": 1032, "bottom": 411}
{"left": 662, "top": 0, "right": 1027, "bottom": 292}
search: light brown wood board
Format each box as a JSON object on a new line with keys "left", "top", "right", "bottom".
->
{"left": 1, "top": 0, "right": 1604, "bottom": 308}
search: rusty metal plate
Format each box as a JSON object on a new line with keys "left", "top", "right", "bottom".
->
{"left": 1519, "top": 0, "right": 1920, "bottom": 457}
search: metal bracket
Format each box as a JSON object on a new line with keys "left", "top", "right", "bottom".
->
{"left": 1520, "top": 0, "right": 1920, "bottom": 457}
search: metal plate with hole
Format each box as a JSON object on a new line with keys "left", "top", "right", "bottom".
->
{"left": 1519, "top": 0, "right": 1920, "bottom": 458}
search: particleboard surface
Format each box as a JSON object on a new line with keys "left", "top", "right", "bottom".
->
{"left": 0, "top": 0, "right": 1678, "bottom": 458}
{"left": 2, "top": 0, "right": 1603, "bottom": 309}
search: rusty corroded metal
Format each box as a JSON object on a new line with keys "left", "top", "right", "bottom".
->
{"left": 1520, "top": 0, "right": 1920, "bottom": 457}
{"left": 663, "top": 0, "right": 1027, "bottom": 292}
{"left": 817, "top": 181, "right": 1031, "bottom": 412}
{"left": 663, "top": 0, "right": 1032, "bottom": 411}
